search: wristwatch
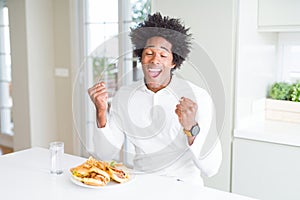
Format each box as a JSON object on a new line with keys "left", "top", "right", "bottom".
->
{"left": 183, "top": 123, "right": 200, "bottom": 137}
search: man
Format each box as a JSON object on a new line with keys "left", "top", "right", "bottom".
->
{"left": 88, "top": 12, "right": 222, "bottom": 186}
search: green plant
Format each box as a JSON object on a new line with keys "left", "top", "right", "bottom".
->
{"left": 268, "top": 82, "right": 292, "bottom": 100}
{"left": 131, "top": 0, "right": 151, "bottom": 25}
{"left": 92, "top": 57, "right": 116, "bottom": 81}
{"left": 291, "top": 82, "right": 300, "bottom": 102}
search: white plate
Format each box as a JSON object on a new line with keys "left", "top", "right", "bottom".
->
{"left": 70, "top": 173, "right": 134, "bottom": 189}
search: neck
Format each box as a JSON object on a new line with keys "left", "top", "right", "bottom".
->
{"left": 145, "top": 76, "right": 172, "bottom": 93}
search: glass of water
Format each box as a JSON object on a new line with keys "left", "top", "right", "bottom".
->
{"left": 49, "top": 141, "right": 64, "bottom": 175}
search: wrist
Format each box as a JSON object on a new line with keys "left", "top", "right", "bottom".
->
{"left": 96, "top": 111, "right": 107, "bottom": 128}
{"left": 184, "top": 122, "right": 197, "bottom": 131}
{"left": 183, "top": 123, "right": 200, "bottom": 137}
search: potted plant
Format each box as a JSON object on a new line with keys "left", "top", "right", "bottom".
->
{"left": 265, "top": 81, "right": 300, "bottom": 123}
{"left": 291, "top": 82, "right": 300, "bottom": 102}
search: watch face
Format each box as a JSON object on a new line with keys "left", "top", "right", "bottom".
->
{"left": 191, "top": 124, "right": 200, "bottom": 136}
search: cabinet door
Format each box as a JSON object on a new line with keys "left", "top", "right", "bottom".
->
{"left": 258, "top": 0, "right": 300, "bottom": 31}
{"left": 232, "top": 138, "right": 300, "bottom": 200}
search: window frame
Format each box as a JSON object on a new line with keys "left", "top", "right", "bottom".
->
{"left": 0, "top": 0, "right": 13, "bottom": 142}
{"left": 71, "top": 0, "right": 151, "bottom": 157}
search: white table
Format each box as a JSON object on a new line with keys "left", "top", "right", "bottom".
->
{"left": 0, "top": 147, "right": 256, "bottom": 200}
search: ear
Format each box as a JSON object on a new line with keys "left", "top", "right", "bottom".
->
{"left": 171, "top": 63, "right": 176, "bottom": 68}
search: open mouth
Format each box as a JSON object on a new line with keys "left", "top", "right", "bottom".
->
{"left": 148, "top": 68, "right": 162, "bottom": 78}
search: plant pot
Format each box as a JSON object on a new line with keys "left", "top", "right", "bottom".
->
{"left": 265, "top": 98, "right": 300, "bottom": 123}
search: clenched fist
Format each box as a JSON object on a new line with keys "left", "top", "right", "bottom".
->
{"left": 175, "top": 97, "right": 198, "bottom": 131}
{"left": 88, "top": 82, "right": 108, "bottom": 127}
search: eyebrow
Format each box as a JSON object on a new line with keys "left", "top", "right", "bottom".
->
{"left": 144, "top": 45, "right": 171, "bottom": 53}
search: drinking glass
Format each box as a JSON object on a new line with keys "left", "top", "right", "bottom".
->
{"left": 49, "top": 141, "right": 64, "bottom": 175}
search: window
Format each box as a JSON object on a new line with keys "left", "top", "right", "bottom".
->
{"left": 84, "top": 0, "right": 151, "bottom": 96}
{"left": 0, "top": 0, "right": 13, "bottom": 136}
{"left": 76, "top": 0, "right": 151, "bottom": 154}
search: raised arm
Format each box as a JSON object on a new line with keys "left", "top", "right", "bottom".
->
{"left": 88, "top": 82, "right": 108, "bottom": 128}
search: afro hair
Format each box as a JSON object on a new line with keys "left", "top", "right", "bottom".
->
{"left": 130, "top": 12, "right": 192, "bottom": 70}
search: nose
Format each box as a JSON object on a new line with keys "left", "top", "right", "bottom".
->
{"left": 150, "top": 53, "right": 160, "bottom": 64}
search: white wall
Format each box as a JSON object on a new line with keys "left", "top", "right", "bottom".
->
{"left": 7, "top": 0, "right": 31, "bottom": 150}
{"left": 26, "top": 0, "right": 57, "bottom": 147}
{"left": 153, "top": 0, "right": 236, "bottom": 191}
{"left": 235, "top": 0, "right": 277, "bottom": 127}
{"left": 7, "top": 0, "right": 72, "bottom": 151}
{"left": 53, "top": 0, "right": 73, "bottom": 154}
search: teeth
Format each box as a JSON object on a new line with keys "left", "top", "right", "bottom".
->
{"left": 149, "top": 68, "right": 161, "bottom": 72}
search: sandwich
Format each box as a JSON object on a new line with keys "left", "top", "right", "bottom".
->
{"left": 70, "top": 156, "right": 130, "bottom": 186}
{"left": 70, "top": 157, "right": 110, "bottom": 186}
{"left": 106, "top": 164, "right": 130, "bottom": 183}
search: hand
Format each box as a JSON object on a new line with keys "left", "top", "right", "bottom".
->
{"left": 175, "top": 97, "right": 198, "bottom": 131}
{"left": 88, "top": 82, "right": 108, "bottom": 127}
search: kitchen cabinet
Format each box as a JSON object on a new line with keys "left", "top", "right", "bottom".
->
{"left": 232, "top": 138, "right": 300, "bottom": 200}
{"left": 257, "top": 0, "right": 300, "bottom": 32}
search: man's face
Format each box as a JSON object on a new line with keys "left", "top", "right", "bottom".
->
{"left": 141, "top": 36, "right": 175, "bottom": 92}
